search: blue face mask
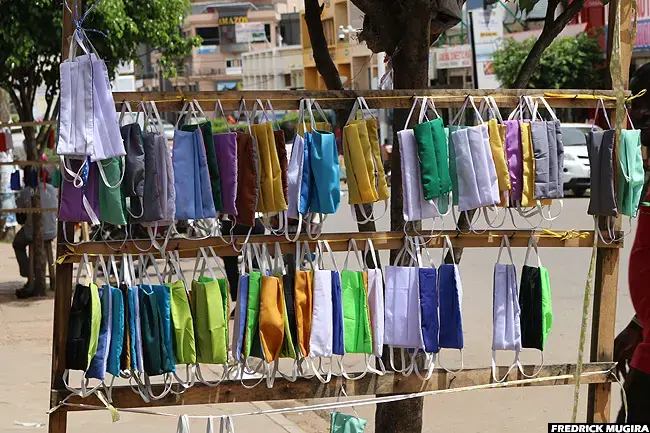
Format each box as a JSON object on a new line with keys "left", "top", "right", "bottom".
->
{"left": 331, "top": 271, "right": 345, "bottom": 356}
{"left": 107, "top": 286, "right": 124, "bottom": 377}
{"left": 437, "top": 237, "right": 464, "bottom": 373}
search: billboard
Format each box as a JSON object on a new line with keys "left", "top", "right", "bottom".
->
{"left": 435, "top": 45, "right": 472, "bottom": 69}
{"left": 470, "top": 6, "right": 505, "bottom": 88}
{"left": 236, "top": 22, "right": 267, "bottom": 43}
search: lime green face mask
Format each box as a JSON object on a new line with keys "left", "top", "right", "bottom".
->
{"left": 244, "top": 271, "right": 263, "bottom": 359}
{"left": 340, "top": 243, "right": 373, "bottom": 356}
{"left": 617, "top": 128, "right": 644, "bottom": 217}
{"left": 167, "top": 279, "right": 196, "bottom": 365}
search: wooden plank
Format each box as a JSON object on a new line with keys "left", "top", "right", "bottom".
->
{"left": 0, "top": 160, "right": 59, "bottom": 167}
{"left": 111, "top": 89, "right": 624, "bottom": 111}
{"left": 48, "top": 411, "right": 67, "bottom": 433}
{"left": 56, "top": 230, "right": 623, "bottom": 263}
{"left": 53, "top": 362, "right": 614, "bottom": 411}
{"left": 0, "top": 208, "right": 58, "bottom": 214}
{"left": 587, "top": 217, "right": 621, "bottom": 423}
{"left": 0, "top": 120, "right": 56, "bottom": 128}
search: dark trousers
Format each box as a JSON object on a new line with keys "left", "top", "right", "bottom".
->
{"left": 617, "top": 367, "right": 650, "bottom": 423}
{"left": 13, "top": 228, "right": 31, "bottom": 278}
{"left": 222, "top": 218, "right": 265, "bottom": 301}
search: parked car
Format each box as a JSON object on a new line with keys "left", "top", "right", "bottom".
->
{"left": 561, "top": 123, "right": 600, "bottom": 197}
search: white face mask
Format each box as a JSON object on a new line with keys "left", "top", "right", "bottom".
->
{"left": 491, "top": 236, "right": 522, "bottom": 383}
{"left": 364, "top": 239, "right": 386, "bottom": 375}
{"left": 467, "top": 123, "right": 500, "bottom": 207}
{"left": 399, "top": 98, "right": 441, "bottom": 222}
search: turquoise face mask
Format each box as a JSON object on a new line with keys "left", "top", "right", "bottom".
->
{"left": 616, "top": 126, "right": 644, "bottom": 217}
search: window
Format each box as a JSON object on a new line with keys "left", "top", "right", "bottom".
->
{"left": 226, "top": 59, "right": 242, "bottom": 68}
{"left": 284, "top": 74, "right": 292, "bottom": 87}
{"left": 196, "top": 27, "right": 220, "bottom": 45}
{"left": 264, "top": 23, "right": 271, "bottom": 42}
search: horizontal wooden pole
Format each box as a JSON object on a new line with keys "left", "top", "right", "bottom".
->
{"left": 52, "top": 362, "right": 614, "bottom": 411}
{"left": 57, "top": 230, "right": 622, "bottom": 263}
{"left": 0, "top": 207, "right": 58, "bottom": 214}
{"left": 0, "top": 160, "right": 59, "bottom": 166}
{"left": 0, "top": 120, "right": 55, "bottom": 128}
{"left": 112, "top": 89, "right": 624, "bottom": 111}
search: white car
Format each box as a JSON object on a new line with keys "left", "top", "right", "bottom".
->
{"left": 562, "top": 123, "right": 601, "bottom": 197}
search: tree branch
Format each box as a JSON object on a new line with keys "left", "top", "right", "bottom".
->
{"left": 304, "top": 0, "right": 343, "bottom": 90}
{"left": 513, "top": 0, "right": 587, "bottom": 88}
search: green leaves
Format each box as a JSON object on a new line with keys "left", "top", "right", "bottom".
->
{"left": 492, "top": 33, "right": 606, "bottom": 89}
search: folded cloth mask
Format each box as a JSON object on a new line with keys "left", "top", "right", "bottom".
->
{"left": 363, "top": 238, "right": 385, "bottom": 376}
{"left": 338, "top": 239, "right": 373, "bottom": 380}
{"left": 399, "top": 97, "right": 441, "bottom": 222}
{"left": 518, "top": 235, "right": 552, "bottom": 377}
{"left": 491, "top": 235, "right": 522, "bottom": 383}
{"left": 213, "top": 100, "right": 238, "bottom": 217}
{"left": 438, "top": 236, "right": 464, "bottom": 373}
{"left": 617, "top": 113, "right": 645, "bottom": 217}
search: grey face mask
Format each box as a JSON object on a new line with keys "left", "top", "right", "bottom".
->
{"left": 530, "top": 121, "right": 550, "bottom": 200}
{"left": 139, "top": 131, "right": 163, "bottom": 223}
{"left": 587, "top": 129, "right": 617, "bottom": 216}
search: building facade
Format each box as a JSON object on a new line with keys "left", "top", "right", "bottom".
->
{"left": 241, "top": 45, "right": 304, "bottom": 89}
{"left": 300, "top": 0, "right": 377, "bottom": 90}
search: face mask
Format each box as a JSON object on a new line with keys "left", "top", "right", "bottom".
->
{"left": 438, "top": 237, "right": 464, "bottom": 372}
{"left": 139, "top": 285, "right": 174, "bottom": 376}
{"left": 120, "top": 122, "right": 145, "bottom": 206}
{"left": 331, "top": 270, "right": 345, "bottom": 356}
{"left": 214, "top": 132, "right": 239, "bottom": 216}
{"left": 167, "top": 277, "right": 196, "bottom": 365}
{"left": 151, "top": 282, "right": 174, "bottom": 371}
{"left": 294, "top": 241, "right": 314, "bottom": 358}
{"left": 287, "top": 100, "right": 307, "bottom": 221}
{"left": 503, "top": 120, "right": 523, "bottom": 203}
{"left": 181, "top": 111, "right": 223, "bottom": 213}
{"left": 80, "top": 54, "right": 124, "bottom": 162}
{"left": 300, "top": 132, "right": 313, "bottom": 216}
{"left": 519, "top": 121, "right": 537, "bottom": 207}
{"left": 155, "top": 134, "right": 176, "bottom": 223}
{"left": 87, "top": 257, "right": 118, "bottom": 380}
{"left": 414, "top": 116, "right": 442, "bottom": 201}
{"left": 236, "top": 129, "right": 259, "bottom": 226}
{"left": 305, "top": 99, "right": 340, "bottom": 215}
{"left": 244, "top": 269, "right": 263, "bottom": 359}
{"left": 283, "top": 272, "right": 299, "bottom": 354}
{"left": 259, "top": 274, "right": 286, "bottom": 363}
{"left": 362, "top": 100, "right": 390, "bottom": 202}
{"left": 65, "top": 255, "right": 101, "bottom": 372}
{"left": 587, "top": 128, "right": 617, "bottom": 216}
{"left": 491, "top": 236, "right": 521, "bottom": 382}
{"left": 274, "top": 129, "right": 289, "bottom": 204}
{"left": 129, "top": 285, "right": 144, "bottom": 373}
{"left": 107, "top": 285, "right": 124, "bottom": 377}
{"left": 98, "top": 157, "right": 127, "bottom": 225}
{"left": 59, "top": 159, "right": 100, "bottom": 223}
{"left": 617, "top": 128, "right": 644, "bottom": 217}
{"left": 139, "top": 131, "right": 165, "bottom": 222}
{"left": 331, "top": 412, "right": 367, "bottom": 433}
{"left": 58, "top": 38, "right": 94, "bottom": 158}
{"left": 191, "top": 248, "right": 229, "bottom": 364}
{"left": 340, "top": 240, "right": 373, "bottom": 360}
{"left": 485, "top": 119, "right": 511, "bottom": 206}
{"left": 450, "top": 127, "right": 481, "bottom": 211}
{"left": 470, "top": 123, "right": 500, "bottom": 207}
{"left": 119, "top": 283, "right": 132, "bottom": 372}
{"left": 398, "top": 126, "right": 440, "bottom": 222}
{"left": 173, "top": 126, "right": 217, "bottom": 221}
{"left": 363, "top": 239, "right": 385, "bottom": 371}
{"left": 231, "top": 245, "right": 252, "bottom": 363}
{"left": 252, "top": 105, "right": 287, "bottom": 213}
{"left": 529, "top": 121, "right": 551, "bottom": 200}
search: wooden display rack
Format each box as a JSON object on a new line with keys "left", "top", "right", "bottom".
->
{"left": 48, "top": 7, "right": 628, "bottom": 432}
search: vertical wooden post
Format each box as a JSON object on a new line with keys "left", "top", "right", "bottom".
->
{"left": 48, "top": 1, "right": 79, "bottom": 432}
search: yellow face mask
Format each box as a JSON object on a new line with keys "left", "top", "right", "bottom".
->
{"left": 259, "top": 275, "right": 285, "bottom": 362}
{"left": 343, "top": 120, "right": 378, "bottom": 205}
{"left": 294, "top": 269, "right": 313, "bottom": 358}
{"left": 359, "top": 117, "right": 390, "bottom": 201}
{"left": 519, "top": 122, "right": 536, "bottom": 207}
{"left": 487, "top": 119, "right": 511, "bottom": 207}
{"left": 252, "top": 121, "right": 287, "bottom": 213}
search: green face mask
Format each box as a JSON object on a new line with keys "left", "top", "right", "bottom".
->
{"left": 167, "top": 280, "right": 196, "bottom": 365}
{"left": 616, "top": 129, "right": 644, "bottom": 217}
{"left": 539, "top": 266, "right": 553, "bottom": 349}
{"left": 98, "top": 157, "right": 127, "bottom": 225}
{"left": 244, "top": 271, "right": 263, "bottom": 358}
{"left": 192, "top": 275, "right": 229, "bottom": 364}
{"left": 340, "top": 269, "right": 372, "bottom": 355}
{"left": 330, "top": 412, "right": 367, "bottom": 433}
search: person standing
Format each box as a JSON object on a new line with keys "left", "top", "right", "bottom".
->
{"left": 14, "top": 168, "right": 58, "bottom": 299}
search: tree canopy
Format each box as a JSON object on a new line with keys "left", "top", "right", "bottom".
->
{"left": 493, "top": 33, "right": 606, "bottom": 89}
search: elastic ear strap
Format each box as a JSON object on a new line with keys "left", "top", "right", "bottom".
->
{"left": 305, "top": 98, "right": 317, "bottom": 130}
{"left": 497, "top": 235, "right": 514, "bottom": 265}
{"left": 427, "top": 98, "right": 440, "bottom": 119}
{"left": 346, "top": 98, "right": 361, "bottom": 125}
{"left": 365, "top": 238, "right": 379, "bottom": 269}
{"left": 403, "top": 97, "right": 421, "bottom": 130}
{"left": 200, "top": 247, "right": 217, "bottom": 280}
{"left": 323, "top": 240, "right": 339, "bottom": 273}
{"left": 295, "top": 241, "right": 301, "bottom": 272}
{"left": 303, "top": 241, "right": 314, "bottom": 270}
{"left": 109, "top": 255, "right": 119, "bottom": 285}
{"left": 442, "top": 235, "right": 456, "bottom": 264}
{"left": 175, "top": 101, "right": 191, "bottom": 129}
{"left": 537, "top": 96, "right": 558, "bottom": 121}
{"left": 468, "top": 96, "right": 483, "bottom": 124}
{"left": 266, "top": 100, "right": 280, "bottom": 130}
{"left": 147, "top": 253, "right": 164, "bottom": 284}
{"left": 418, "top": 96, "right": 430, "bottom": 123}
{"left": 311, "top": 100, "right": 330, "bottom": 127}
{"left": 450, "top": 96, "right": 471, "bottom": 127}
{"left": 207, "top": 246, "right": 228, "bottom": 279}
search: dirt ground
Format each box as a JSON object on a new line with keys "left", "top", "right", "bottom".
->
{"left": 0, "top": 197, "right": 635, "bottom": 432}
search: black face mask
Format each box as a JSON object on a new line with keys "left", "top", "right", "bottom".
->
{"left": 139, "top": 288, "right": 174, "bottom": 376}
{"left": 587, "top": 129, "right": 617, "bottom": 216}
{"left": 282, "top": 273, "right": 298, "bottom": 348}
{"left": 519, "top": 265, "right": 543, "bottom": 351}
{"left": 120, "top": 283, "right": 132, "bottom": 371}
{"left": 66, "top": 284, "right": 93, "bottom": 371}
{"left": 140, "top": 132, "right": 163, "bottom": 222}
{"left": 121, "top": 123, "right": 146, "bottom": 219}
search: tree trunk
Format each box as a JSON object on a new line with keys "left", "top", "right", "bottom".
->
{"left": 374, "top": 11, "right": 431, "bottom": 433}
{"left": 512, "top": 0, "right": 587, "bottom": 88}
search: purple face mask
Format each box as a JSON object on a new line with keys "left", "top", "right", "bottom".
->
{"left": 59, "top": 159, "right": 100, "bottom": 222}
{"left": 213, "top": 132, "right": 238, "bottom": 216}
{"left": 504, "top": 120, "right": 523, "bottom": 203}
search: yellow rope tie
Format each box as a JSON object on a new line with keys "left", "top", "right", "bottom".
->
{"left": 541, "top": 229, "right": 590, "bottom": 241}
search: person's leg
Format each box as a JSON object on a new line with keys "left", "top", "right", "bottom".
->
{"left": 617, "top": 367, "right": 650, "bottom": 423}
{"left": 13, "top": 228, "right": 30, "bottom": 279}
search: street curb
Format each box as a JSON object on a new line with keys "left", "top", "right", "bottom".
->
{"left": 250, "top": 401, "right": 305, "bottom": 433}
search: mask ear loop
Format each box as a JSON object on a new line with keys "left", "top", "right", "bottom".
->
{"left": 491, "top": 235, "right": 521, "bottom": 383}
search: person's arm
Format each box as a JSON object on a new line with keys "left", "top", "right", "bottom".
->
{"left": 15, "top": 190, "right": 27, "bottom": 225}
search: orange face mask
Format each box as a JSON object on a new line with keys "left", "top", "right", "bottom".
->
{"left": 259, "top": 275, "right": 285, "bottom": 363}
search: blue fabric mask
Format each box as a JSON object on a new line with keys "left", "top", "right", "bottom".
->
{"left": 107, "top": 286, "right": 124, "bottom": 377}
{"left": 331, "top": 270, "right": 345, "bottom": 356}
{"left": 151, "top": 284, "right": 175, "bottom": 373}
{"left": 419, "top": 267, "right": 439, "bottom": 354}
{"left": 299, "top": 132, "right": 312, "bottom": 216}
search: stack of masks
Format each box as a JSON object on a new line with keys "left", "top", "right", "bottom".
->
{"left": 491, "top": 235, "right": 553, "bottom": 382}
{"left": 58, "top": 34, "right": 126, "bottom": 228}
{"left": 343, "top": 97, "right": 390, "bottom": 224}
{"left": 286, "top": 99, "right": 340, "bottom": 241}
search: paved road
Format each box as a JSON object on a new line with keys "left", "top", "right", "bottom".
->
{"left": 0, "top": 197, "right": 635, "bottom": 432}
